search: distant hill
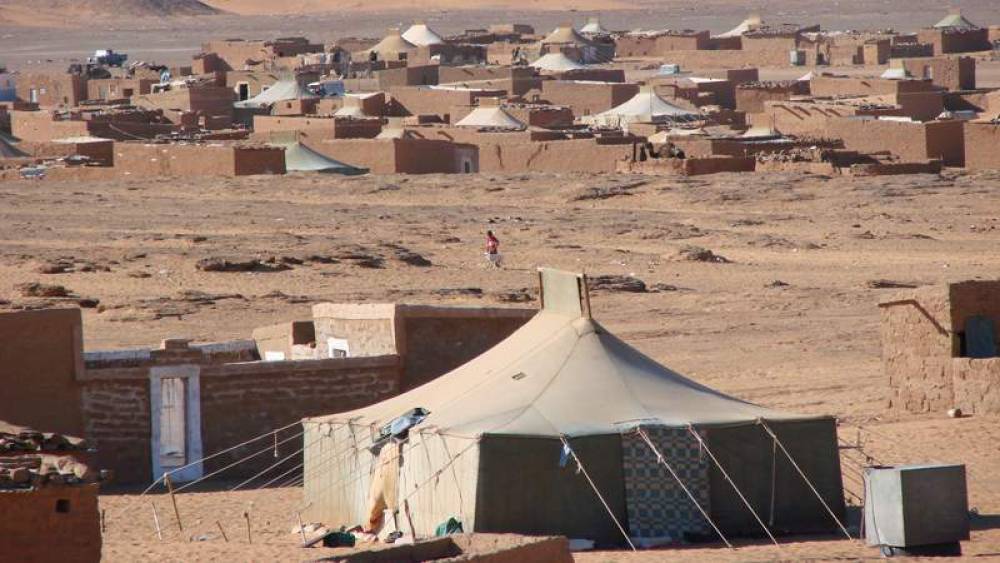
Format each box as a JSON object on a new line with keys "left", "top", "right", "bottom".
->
{"left": 0, "top": 0, "right": 219, "bottom": 25}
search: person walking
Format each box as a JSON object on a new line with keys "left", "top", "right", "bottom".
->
{"left": 485, "top": 230, "right": 502, "bottom": 268}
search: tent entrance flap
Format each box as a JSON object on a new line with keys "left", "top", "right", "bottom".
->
{"left": 539, "top": 268, "right": 590, "bottom": 317}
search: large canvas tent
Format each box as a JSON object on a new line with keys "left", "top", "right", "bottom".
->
{"left": 454, "top": 106, "right": 526, "bottom": 129}
{"left": 303, "top": 269, "right": 845, "bottom": 546}
{"left": 402, "top": 22, "right": 445, "bottom": 46}
{"left": 531, "top": 52, "right": 587, "bottom": 72}
{"left": 933, "top": 10, "right": 979, "bottom": 30}
{"left": 270, "top": 140, "right": 366, "bottom": 175}
{"left": 358, "top": 29, "right": 418, "bottom": 61}
{"left": 234, "top": 78, "right": 316, "bottom": 109}
{"left": 585, "top": 88, "right": 697, "bottom": 128}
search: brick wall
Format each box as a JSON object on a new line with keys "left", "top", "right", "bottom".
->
{"left": 964, "top": 122, "right": 1000, "bottom": 170}
{"left": 81, "top": 377, "right": 152, "bottom": 485}
{"left": 0, "top": 485, "right": 101, "bottom": 561}
{"left": 881, "top": 282, "right": 1000, "bottom": 414}
{"left": 198, "top": 356, "right": 400, "bottom": 477}
{"left": 80, "top": 353, "right": 401, "bottom": 485}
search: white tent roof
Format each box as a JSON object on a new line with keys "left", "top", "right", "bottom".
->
{"left": 716, "top": 14, "right": 763, "bottom": 38}
{"left": 361, "top": 30, "right": 418, "bottom": 59}
{"left": 234, "top": 79, "right": 316, "bottom": 109}
{"left": 741, "top": 125, "right": 784, "bottom": 139}
{"left": 455, "top": 106, "right": 526, "bottom": 129}
{"left": 595, "top": 90, "right": 696, "bottom": 121}
{"left": 530, "top": 52, "right": 587, "bottom": 72}
{"left": 934, "top": 11, "right": 979, "bottom": 29}
{"left": 402, "top": 23, "right": 445, "bottom": 46}
{"left": 797, "top": 71, "right": 815, "bottom": 82}
{"left": 579, "top": 17, "right": 608, "bottom": 35}
{"left": 543, "top": 25, "right": 593, "bottom": 46}
{"left": 880, "top": 67, "right": 912, "bottom": 80}
{"left": 308, "top": 269, "right": 820, "bottom": 437}
{"left": 271, "top": 141, "right": 365, "bottom": 175}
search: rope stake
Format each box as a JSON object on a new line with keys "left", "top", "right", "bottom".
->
{"left": 559, "top": 435, "right": 637, "bottom": 551}
{"left": 759, "top": 421, "right": 852, "bottom": 541}
{"left": 685, "top": 425, "right": 779, "bottom": 547}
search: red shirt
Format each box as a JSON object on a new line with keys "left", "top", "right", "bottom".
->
{"left": 486, "top": 235, "right": 499, "bottom": 254}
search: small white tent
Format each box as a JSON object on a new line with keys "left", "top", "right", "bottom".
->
{"left": 587, "top": 88, "right": 697, "bottom": 127}
{"left": 402, "top": 22, "right": 446, "bottom": 46}
{"left": 880, "top": 67, "right": 912, "bottom": 80}
{"left": 530, "top": 52, "right": 586, "bottom": 72}
{"left": 715, "top": 14, "right": 763, "bottom": 38}
{"left": 273, "top": 141, "right": 366, "bottom": 175}
{"left": 455, "top": 106, "right": 526, "bottom": 129}
{"left": 933, "top": 10, "right": 979, "bottom": 30}
{"left": 579, "top": 17, "right": 608, "bottom": 35}
{"left": 234, "top": 79, "right": 316, "bottom": 109}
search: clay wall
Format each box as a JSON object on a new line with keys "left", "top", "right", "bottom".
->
{"left": 881, "top": 282, "right": 1000, "bottom": 415}
{"left": 809, "top": 76, "right": 938, "bottom": 98}
{"left": 614, "top": 32, "right": 710, "bottom": 57}
{"left": 377, "top": 64, "right": 440, "bottom": 89}
{"left": 252, "top": 321, "right": 317, "bottom": 361}
{"left": 826, "top": 117, "right": 963, "bottom": 166}
{"left": 389, "top": 87, "right": 505, "bottom": 121}
{"left": 226, "top": 70, "right": 281, "bottom": 99}
{"left": 253, "top": 116, "right": 381, "bottom": 140}
{"left": 734, "top": 82, "right": 807, "bottom": 113}
{"left": 86, "top": 78, "right": 155, "bottom": 101}
{"left": 113, "top": 143, "right": 285, "bottom": 177}
{"left": 964, "top": 122, "right": 1000, "bottom": 170}
{"left": 312, "top": 303, "right": 535, "bottom": 389}
{"left": 81, "top": 342, "right": 401, "bottom": 484}
{"left": 918, "top": 28, "right": 990, "bottom": 55}
{"left": 15, "top": 73, "right": 87, "bottom": 108}
{"left": 752, "top": 100, "right": 880, "bottom": 136}
{"left": 312, "top": 138, "right": 478, "bottom": 174}
{"left": 11, "top": 110, "right": 91, "bottom": 142}
{"left": 132, "top": 86, "right": 234, "bottom": 122}
{"left": 0, "top": 309, "right": 84, "bottom": 437}
{"left": 898, "top": 56, "right": 976, "bottom": 91}
{"left": 0, "top": 485, "right": 101, "bottom": 562}
{"left": 540, "top": 81, "right": 638, "bottom": 117}
{"left": 438, "top": 66, "right": 539, "bottom": 96}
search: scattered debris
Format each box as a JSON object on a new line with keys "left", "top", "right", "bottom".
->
{"left": 16, "top": 282, "right": 70, "bottom": 298}
{"left": 588, "top": 275, "right": 647, "bottom": 293}
{"left": 766, "top": 280, "right": 791, "bottom": 288}
{"left": 433, "top": 287, "right": 484, "bottom": 297}
{"left": 571, "top": 180, "right": 647, "bottom": 201}
{"left": 496, "top": 288, "right": 535, "bottom": 303}
{"left": 669, "top": 245, "right": 731, "bottom": 263}
{"left": 195, "top": 257, "right": 292, "bottom": 273}
{"left": 866, "top": 279, "right": 918, "bottom": 289}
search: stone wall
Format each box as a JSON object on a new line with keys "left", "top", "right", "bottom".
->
{"left": 881, "top": 282, "right": 1000, "bottom": 414}
{"left": 80, "top": 341, "right": 402, "bottom": 485}
{"left": 964, "top": 122, "right": 1000, "bottom": 171}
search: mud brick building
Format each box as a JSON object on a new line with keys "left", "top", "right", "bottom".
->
{"left": 880, "top": 281, "right": 1000, "bottom": 415}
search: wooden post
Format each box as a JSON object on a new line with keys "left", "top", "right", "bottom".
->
{"left": 403, "top": 499, "right": 417, "bottom": 540}
{"left": 216, "top": 520, "right": 229, "bottom": 542}
{"left": 295, "top": 511, "right": 307, "bottom": 546}
{"left": 163, "top": 474, "right": 183, "bottom": 532}
{"left": 151, "top": 502, "right": 163, "bottom": 540}
{"left": 100, "top": 509, "right": 106, "bottom": 534}
{"left": 244, "top": 509, "right": 252, "bottom": 544}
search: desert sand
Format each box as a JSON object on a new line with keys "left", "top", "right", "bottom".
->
{"left": 3, "top": 169, "right": 1000, "bottom": 560}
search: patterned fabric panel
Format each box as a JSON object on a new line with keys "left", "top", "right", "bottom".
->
{"left": 622, "top": 426, "right": 711, "bottom": 540}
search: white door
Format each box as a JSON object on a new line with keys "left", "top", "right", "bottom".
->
{"left": 159, "top": 377, "right": 187, "bottom": 470}
{"left": 150, "top": 365, "right": 203, "bottom": 483}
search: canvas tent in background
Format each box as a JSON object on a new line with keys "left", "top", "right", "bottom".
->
{"left": 303, "top": 269, "right": 846, "bottom": 547}
{"left": 402, "top": 22, "right": 445, "bottom": 46}
{"left": 359, "top": 29, "right": 418, "bottom": 61}
{"left": 715, "top": 14, "right": 763, "bottom": 38}
{"left": 579, "top": 17, "right": 609, "bottom": 35}
{"left": 933, "top": 10, "right": 979, "bottom": 30}
{"left": 234, "top": 78, "right": 316, "bottom": 109}
{"left": 530, "top": 52, "right": 587, "bottom": 72}
{"left": 585, "top": 88, "right": 698, "bottom": 129}
{"left": 454, "top": 106, "right": 526, "bottom": 129}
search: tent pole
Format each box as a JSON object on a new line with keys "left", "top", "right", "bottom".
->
{"left": 558, "top": 435, "right": 636, "bottom": 551}
{"left": 685, "top": 425, "right": 780, "bottom": 547}
{"left": 759, "top": 421, "right": 852, "bottom": 540}
{"left": 636, "top": 428, "right": 733, "bottom": 549}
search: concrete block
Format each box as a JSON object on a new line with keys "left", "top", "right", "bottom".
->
{"left": 864, "top": 464, "right": 969, "bottom": 548}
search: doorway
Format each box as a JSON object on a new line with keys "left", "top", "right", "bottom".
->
{"left": 237, "top": 82, "right": 250, "bottom": 101}
{"left": 150, "top": 365, "right": 203, "bottom": 482}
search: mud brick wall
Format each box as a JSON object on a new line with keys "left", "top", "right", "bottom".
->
{"left": 198, "top": 356, "right": 400, "bottom": 478}
{"left": 80, "top": 377, "right": 153, "bottom": 485}
{"left": 881, "top": 282, "right": 1000, "bottom": 414}
{"left": 0, "top": 484, "right": 101, "bottom": 562}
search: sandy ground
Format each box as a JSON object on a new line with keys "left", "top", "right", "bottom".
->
{"left": 2, "top": 169, "right": 999, "bottom": 560}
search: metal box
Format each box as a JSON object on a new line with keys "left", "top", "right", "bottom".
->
{"left": 864, "top": 464, "right": 970, "bottom": 548}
